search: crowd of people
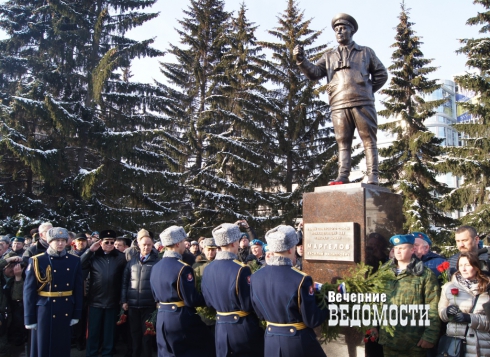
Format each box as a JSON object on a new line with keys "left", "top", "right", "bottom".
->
{"left": 0, "top": 220, "right": 489, "bottom": 357}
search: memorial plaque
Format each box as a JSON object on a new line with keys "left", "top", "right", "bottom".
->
{"left": 304, "top": 222, "right": 355, "bottom": 262}
{"left": 302, "top": 183, "right": 403, "bottom": 284}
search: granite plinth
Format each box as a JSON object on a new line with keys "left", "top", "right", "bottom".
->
{"left": 302, "top": 183, "right": 403, "bottom": 283}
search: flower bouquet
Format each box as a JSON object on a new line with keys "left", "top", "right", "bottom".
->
{"left": 437, "top": 261, "right": 450, "bottom": 284}
{"left": 116, "top": 308, "right": 127, "bottom": 325}
{"left": 144, "top": 310, "right": 157, "bottom": 336}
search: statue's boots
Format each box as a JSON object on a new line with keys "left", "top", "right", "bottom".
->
{"left": 329, "top": 149, "right": 351, "bottom": 185}
{"left": 365, "top": 148, "right": 379, "bottom": 185}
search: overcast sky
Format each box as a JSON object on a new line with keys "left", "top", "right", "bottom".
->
{"left": 0, "top": 0, "right": 483, "bottom": 83}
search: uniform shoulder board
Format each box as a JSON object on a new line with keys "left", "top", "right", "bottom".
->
{"left": 178, "top": 259, "right": 189, "bottom": 266}
{"left": 291, "top": 266, "right": 307, "bottom": 276}
{"left": 233, "top": 259, "right": 246, "bottom": 267}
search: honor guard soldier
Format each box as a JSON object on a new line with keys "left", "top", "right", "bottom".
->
{"left": 250, "top": 225, "right": 328, "bottom": 357}
{"left": 23, "top": 227, "right": 83, "bottom": 357}
{"left": 201, "top": 224, "right": 264, "bottom": 357}
{"left": 150, "top": 226, "right": 215, "bottom": 357}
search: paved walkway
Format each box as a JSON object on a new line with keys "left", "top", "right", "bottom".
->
{"left": 8, "top": 333, "right": 365, "bottom": 357}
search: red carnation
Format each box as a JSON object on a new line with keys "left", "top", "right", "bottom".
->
{"left": 451, "top": 288, "right": 459, "bottom": 296}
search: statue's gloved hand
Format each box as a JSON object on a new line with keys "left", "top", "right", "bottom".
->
{"left": 293, "top": 45, "right": 305, "bottom": 63}
{"left": 446, "top": 305, "right": 460, "bottom": 316}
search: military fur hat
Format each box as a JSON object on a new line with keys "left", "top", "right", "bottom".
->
{"left": 159, "top": 226, "right": 187, "bottom": 246}
{"left": 331, "top": 13, "right": 358, "bottom": 33}
{"left": 99, "top": 230, "right": 117, "bottom": 240}
{"left": 265, "top": 225, "right": 299, "bottom": 253}
{"left": 46, "top": 227, "right": 69, "bottom": 243}
{"left": 212, "top": 223, "right": 242, "bottom": 247}
{"left": 202, "top": 238, "right": 218, "bottom": 249}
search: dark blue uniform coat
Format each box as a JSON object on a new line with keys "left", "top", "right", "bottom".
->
{"left": 201, "top": 258, "right": 264, "bottom": 357}
{"left": 23, "top": 252, "right": 83, "bottom": 357}
{"left": 250, "top": 264, "right": 328, "bottom": 357}
{"left": 150, "top": 255, "right": 214, "bottom": 357}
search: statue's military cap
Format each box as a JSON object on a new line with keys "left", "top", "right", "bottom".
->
{"left": 331, "top": 13, "right": 358, "bottom": 33}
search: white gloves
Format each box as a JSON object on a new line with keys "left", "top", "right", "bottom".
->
{"left": 25, "top": 324, "right": 37, "bottom": 330}
{"left": 70, "top": 319, "right": 79, "bottom": 326}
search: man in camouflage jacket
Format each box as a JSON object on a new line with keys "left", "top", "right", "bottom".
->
{"left": 377, "top": 234, "right": 441, "bottom": 357}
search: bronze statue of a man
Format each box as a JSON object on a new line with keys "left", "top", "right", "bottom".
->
{"left": 294, "top": 13, "right": 388, "bottom": 185}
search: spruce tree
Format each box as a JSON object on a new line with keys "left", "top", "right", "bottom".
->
{"left": 0, "top": 0, "right": 180, "bottom": 234}
{"left": 378, "top": 2, "right": 453, "bottom": 236}
{"left": 183, "top": 3, "right": 282, "bottom": 235}
{"left": 258, "top": 0, "right": 337, "bottom": 224}
{"left": 438, "top": 0, "right": 490, "bottom": 233}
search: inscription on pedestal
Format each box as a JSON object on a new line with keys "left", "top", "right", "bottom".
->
{"left": 304, "top": 222, "right": 355, "bottom": 262}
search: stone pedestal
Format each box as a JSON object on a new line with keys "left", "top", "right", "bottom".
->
{"left": 302, "top": 183, "right": 403, "bottom": 284}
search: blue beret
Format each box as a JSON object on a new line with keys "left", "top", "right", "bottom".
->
{"left": 10, "top": 236, "right": 25, "bottom": 243}
{"left": 250, "top": 239, "right": 264, "bottom": 247}
{"left": 389, "top": 234, "right": 414, "bottom": 246}
{"left": 412, "top": 232, "right": 432, "bottom": 246}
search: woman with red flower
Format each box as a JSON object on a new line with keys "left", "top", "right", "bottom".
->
{"left": 438, "top": 251, "right": 490, "bottom": 357}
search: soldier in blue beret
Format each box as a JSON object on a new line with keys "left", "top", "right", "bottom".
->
{"left": 23, "top": 227, "right": 83, "bottom": 357}
{"left": 150, "top": 226, "right": 215, "bottom": 357}
{"left": 201, "top": 223, "right": 264, "bottom": 357}
{"left": 376, "top": 234, "right": 441, "bottom": 357}
{"left": 250, "top": 225, "right": 328, "bottom": 357}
